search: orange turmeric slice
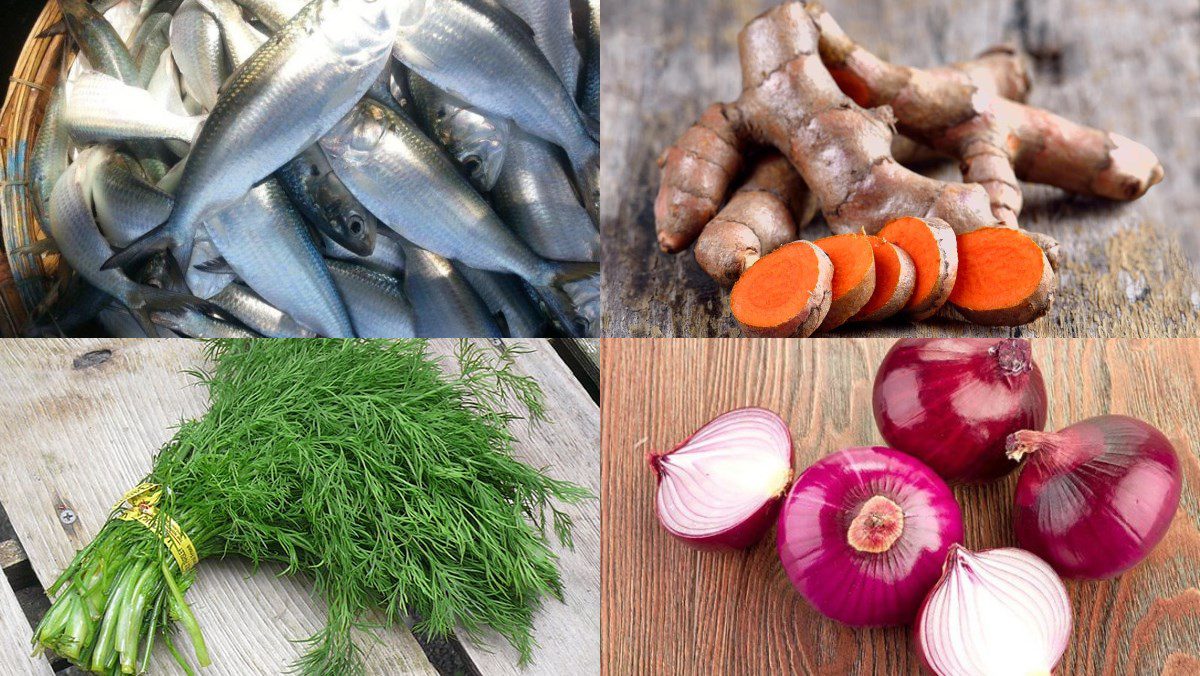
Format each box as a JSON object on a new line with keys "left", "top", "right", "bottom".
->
{"left": 877, "top": 216, "right": 958, "bottom": 320}
{"left": 949, "top": 227, "right": 1055, "bottom": 326}
{"left": 851, "top": 236, "right": 916, "bottom": 323}
{"left": 814, "top": 234, "right": 876, "bottom": 332}
{"left": 730, "top": 240, "right": 833, "bottom": 337}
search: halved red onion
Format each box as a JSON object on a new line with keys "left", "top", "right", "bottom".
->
{"left": 873, "top": 338, "right": 1048, "bottom": 483}
{"left": 776, "top": 447, "right": 963, "bottom": 626}
{"left": 1008, "top": 415, "right": 1182, "bottom": 578}
{"left": 648, "top": 407, "right": 793, "bottom": 549}
{"left": 916, "top": 546, "right": 1072, "bottom": 676}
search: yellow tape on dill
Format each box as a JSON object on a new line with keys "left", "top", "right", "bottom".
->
{"left": 113, "top": 483, "right": 198, "bottom": 573}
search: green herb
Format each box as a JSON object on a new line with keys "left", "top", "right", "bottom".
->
{"left": 33, "top": 339, "right": 590, "bottom": 674}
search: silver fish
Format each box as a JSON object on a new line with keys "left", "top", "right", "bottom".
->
{"left": 232, "top": 0, "right": 308, "bottom": 32}
{"left": 576, "top": 0, "right": 599, "bottom": 120}
{"left": 196, "top": 0, "right": 268, "bottom": 68}
{"left": 366, "top": 59, "right": 410, "bottom": 120}
{"left": 60, "top": 0, "right": 139, "bottom": 84}
{"left": 147, "top": 47, "right": 189, "bottom": 117}
{"left": 400, "top": 245, "right": 501, "bottom": 338}
{"left": 500, "top": 0, "right": 581, "bottom": 96}
{"left": 277, "top": 144, "right": 378, "bottom": 255}
{"left": 322, "top": 231, "right": 406, "bottom": 277}
{"left": 325, "top": 259, "right": 416, "bottom": 338}
{"left": 171, "top": 0, "right": 229, "bottom": 110}
{"left": 392, "top": 0, "right": 599, "bottom": 216}
{"left": 408, "top": 72, "right": 509, "bottom": 192}
{"left": 107, "top": 0, "right": 405, "bottom": 272}
{"left": 29, "top": 83, "right": 70, "bottom": 230}
{"left": 46, "top": 149, "right": 205, "bottom": 334}
{"left": 491, "top": 129, "right": 599, "bottom": 262}
{"left": 63, "top": 72, "right": 205, "bottom": 146}
{"left": 320, "top": 100, "right": 593, "bottom": 292}
{"left": 152, "top": 306, "right": 262, "bottom": 337}
{"left": 455, "top": 266, "right": 547, "bottom": 337}
{"left": 130, "top": 13, "right": 173, "bottom": 86}
{"left": 209, "top": 283, "right": 317, "bottom": 337}
{"left": 204, "top": 179, "right": 355, "bottom": 337}
{"left": 98, "top": 304, "right": 170, "bottom": 337}
{"left": 92, "top": 148, "right": 175, "bottom": 247}
{"left": 185, "top": 232, "right": 237, "bottom": 298}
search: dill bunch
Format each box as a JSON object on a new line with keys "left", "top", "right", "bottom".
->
{"left": 33, "top": 339, "right": 590, "bottom": 675}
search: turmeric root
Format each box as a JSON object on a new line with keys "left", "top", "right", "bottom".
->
{"left": 948, "top": 227, "right": 1055, "bottom": 326}
{"left": 850, "top": 236, "right": 915, "bottom": 323}
{"left": 814, "top": 233, "right": 875, "bottom": 331}
{"left": 729, "top": 240, "right": 833, "bottom": 337}
{"left": 877, "top": 216, "right": 958, "bottom": 320}
{"left": 694, "top": 153, "right": 818, "bottom": 286}
{"left": 655, "top": 105, "right": 748, "bottom": 253}
{"left": 806, "top": 1, "right": 1162, "bottom": 226}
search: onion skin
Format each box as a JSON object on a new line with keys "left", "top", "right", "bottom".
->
{"left": 915, "top": 546, "right": 1072, "bottom": 676}
{"left": 1009, "top": 415, "right": 1182, "bottom": 579}
{"left": 776, "top": 447, "right": 963, "bottom": 626}
{"left": 873, "top": 338, "right": 1048, "bottom": 484}
{"left": 649, "top": 407, "right": 793, "bottom": 550}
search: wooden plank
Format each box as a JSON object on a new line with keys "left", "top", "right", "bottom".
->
{"left": 600, "top": 0, "right": 1200, "bottom": 337}
{"left": 601, "top": 338, "right": 1200, "bottom": 674}
{"left": 0, "top": 565, "right": 55, "bottom": 675}
{"left": 0, "top": 339, "right": 438, "bottom": 675}
{"left": 425, "top": 340, "right": 601, "bottom": 675}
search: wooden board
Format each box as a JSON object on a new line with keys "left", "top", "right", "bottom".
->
{"left": 0, "top": 565, "right": 54, "bottom": 675}
{"left": 600, "top": 0, "right": 1200, "bottom": 337}
{"left": 426, "top": 341, "right": 601, "bottom": 675}
{"left": 601, "top": 339, "right": 1200, "bottom": 674}
{"left": 0, "top": 339, "right": 464, "bottom": 675}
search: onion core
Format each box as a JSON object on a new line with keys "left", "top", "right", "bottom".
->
{"left": 777, "top": 447, "right": 963, "bottom": 626}
{"left": 873, "top": 338, "right": 1048, "bottom": 483}
{"left": 916, "top": 546, "right": 1072, "bottom": 676}
{"left": 1008, "top": 414, "right": 1182, "bottom": 578}
{"left": 649, "top": 407, "right": 793, "bottom": 549}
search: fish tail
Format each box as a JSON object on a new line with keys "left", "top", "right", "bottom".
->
{"left": 102, "top": 220, "right": 179, "bottom": 270}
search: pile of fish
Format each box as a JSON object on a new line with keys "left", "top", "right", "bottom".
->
{"left": 21, "top": 0, "right": 601, "bottom": 338}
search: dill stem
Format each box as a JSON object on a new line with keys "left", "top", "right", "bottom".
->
{"left": 162, "top": 559, "right": 210, "bottom": 668}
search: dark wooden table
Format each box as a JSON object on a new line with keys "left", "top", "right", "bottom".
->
{"left": 601, "top": 339, "right": 1200, "bottom": 674}
{"left": 600, "top": 0, "right": 1200, "bottom": 337}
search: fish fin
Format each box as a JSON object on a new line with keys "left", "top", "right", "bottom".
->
{"left": 36, "top": 21, "right": 67, "bottom": 39}
{"left": 128, "top": 284, "right": 219, "bottom": 323}
{"left": 193, "top": 256, "right": 234, "bottom": 275}
{"left": 11, "top": 237, "right": 58, "bottom": 257}
{"left": 102, "top": 221, "right": 178, "bottom": 270}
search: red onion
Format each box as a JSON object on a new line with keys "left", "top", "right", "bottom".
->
{"left": 916, "top": 545, "right": 1072, "bottom": 676}
{"left": 873, "top": 338, "right": 1048, "bottom": 483}
{"left": 1007, "top": 415, "right": 1182, "bottom": 579}
{"left": 776, "top": 447, "right": 963, "bottom": 626}
{"left": 648, "top": 407, "right": 793, "bottom": 549}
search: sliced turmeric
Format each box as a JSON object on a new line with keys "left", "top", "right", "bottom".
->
{"left": 695, "top": 154, "right": 817, "bottom": 287}
{"left": 814, "top": 234, "right": 875, "bottom": 332}
{"left": 730, "top": 240, "right": 833, "bottom": 337}
{"left": 877, "top": 216, "right": 958, "bottom": 321}
{"left": 850, "top": 236, "right": 915, "bottom": 323}
{"left": 948, "top": 228, "right": 1055, "bottom": 326}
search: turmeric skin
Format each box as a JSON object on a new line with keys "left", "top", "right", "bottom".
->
{"left": 730, "top": 240, "right": 833, "bottom": 337}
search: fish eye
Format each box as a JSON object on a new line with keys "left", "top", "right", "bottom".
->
{"left": 347, "top": 216, "right": 365, "bottom": 235}
{"left": 462, "top": 156, "right": 482, "bottom": 173}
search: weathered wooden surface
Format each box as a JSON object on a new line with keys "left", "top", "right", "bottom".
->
{"left": 0, "top": 566, "right": 54, "bottom": 675}
{"left": 0, "top": 339, "right": 598, "bottom": 675}
{"left": 601, "top": 0, "right": 1200, "bottom": 337}
{"left": 601, "top": 339, "right": 1200, "bottom": 674}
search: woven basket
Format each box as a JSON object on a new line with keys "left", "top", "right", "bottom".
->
{"left": 0, "top": 2, "right": 70, "bottom": 336}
